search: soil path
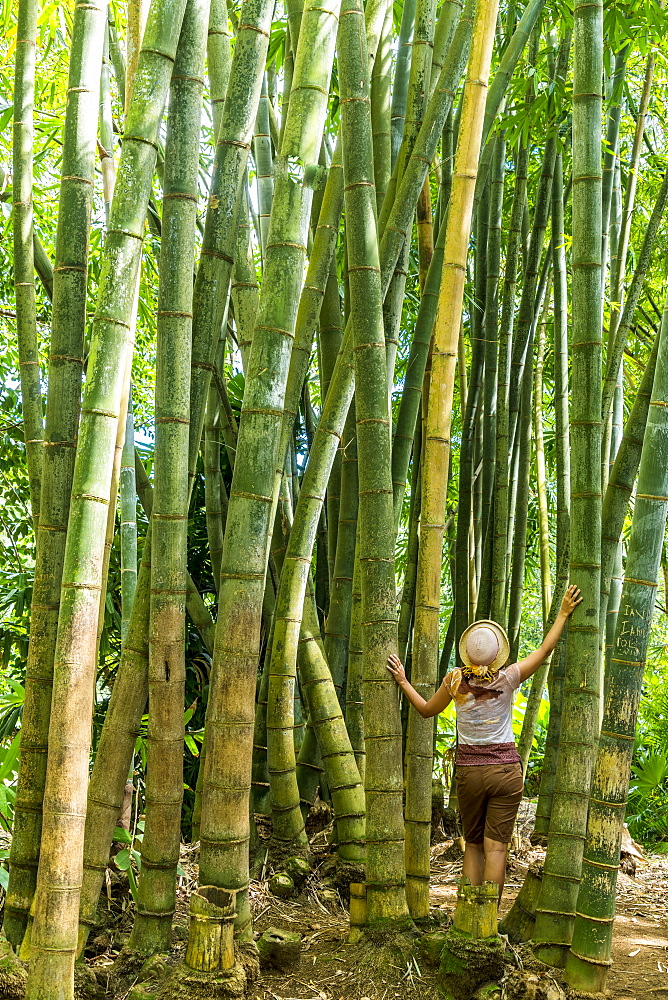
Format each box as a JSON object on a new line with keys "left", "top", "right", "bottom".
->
{"left": 251, "top": 848, "right": 668, "bottom": 1000}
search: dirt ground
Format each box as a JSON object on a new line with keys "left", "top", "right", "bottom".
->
{"left": 81, "top": 823, "right": 668, "bottom": 1000}
{"left": 240, "top": 843, "right": 668, "bottom": 1000}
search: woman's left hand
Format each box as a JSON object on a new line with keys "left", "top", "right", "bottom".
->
{"left": 561, "top": 584, "right": 583, "bottom": 617}
{"left": 386, "top": 654, "right": 406, "bottom": 684}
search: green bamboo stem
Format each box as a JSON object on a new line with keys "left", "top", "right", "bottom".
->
{"left": 32, "top": 234, "right": 54, "bottom": 302}
{"left": 472, "top": 0, "right": 547, "bottom": 208}
{"left": 477, "top": 131, "right": 505, "bottom": 619}
{"left": 532, "top": 0, "right": 603, "bottom": 965}
{"left": 405, "top": 0, "right": 500, "bottom": 920}
{"left": 24, "top": 3, "right": 187, "bottom": 994}
{"left": 429, "top": 0, "right": 463, "bottom": 97}
{"left": 107, "top": 9, "right": 126, "bottom": 114}
{"left": 204, "top": 382, "right": 225, "bottom": 592}
{"left": 565, "top": 288, "right": 668, "bottom": 993}
{"left": 371, "top": 3, "right": 392, "bottom": 212}
{"left": 77, "top": 539, "right": 151, "bottom": 954}
{"left": 534, "top": 280, "right": 552, "bottom": 625}
{"left": 599, "top": 337, "right": 659, "bottom": 643}
{"left": 323, "top": 403, "right": 358, "bottom": 696}
{"left": 490, "top": 143, "right": 527, "bottom": 624}
{"left": 253, "top": 73, "right": 274, "bottom": 255}
{"left": 377, "top": 0, "right": 474, "bottom": 248}
{"left": 187, "top": 0, "right": 274, "bottom": 495}
{"left": 345, "top": 538, "right": 364, "bottom": 777}
{"left": 321, "top": 257, "right": 344, "bottom": 582}
{"left": 507, "top": 325, "right": 535, "bottom": 662}
{"left": 390, "top": 0, "right": 417, "bottom": 167}
{"left": 339, "top": 0, "right": 406, "bottom": 925}
{"left": 6, "top": 0, "right": 106, "bottom": 951}
{"left": 298, "top": 589, "right": 365, "bottom": 863}
{"left": 528, "top": 149, "right": 571, "bottom": 831}
{"left": 198, "top": 0, "right": 342, "bottom": 941}
{"left": 454, "top": 330, "right": 484, "bottom": 644}
{"left": 266, "top": 323, "right": 355, "bottom": 849}
{"left": 395, "top": 0, "right": 436, "bottom": 185}
{"left": 208, "top": 0, "right": 232, "bottom": 138}
{"left": 120, "top": 396, "right": 138, "bottom": 643}
{"left": 13, "top": 0, "right": 43, "bottom": 537}
{"left": 232, "top": 185, "right": 260, "bottom": 365}
{"left": 604, "top": 379, "right": 624, "bottom": 673}
{"left": 600, "top": 45, "right": 627, "bottom": 294}
{"left": 391, "top": 213, "right": 446, "bottom": 525}
{"left": 128, "top": 0, "right": 207, "bottom": 955}
{"left": 607, "top": 49, "right": 654, "bottom": 343}
{"left": 99, "top": 23, "right": 115, "bottom": 222}
{"left": 602, "top": 169, "right": 668, "bottom": 427}
{"left": 398, "top": 435, "right": 421, "bottom": 664}
{"left": 507, "top": 135, "right": 556, "bottom": 452}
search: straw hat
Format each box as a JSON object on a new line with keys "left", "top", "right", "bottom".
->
{"left": 458, "top": 620, "right": 510, "bottom": 679}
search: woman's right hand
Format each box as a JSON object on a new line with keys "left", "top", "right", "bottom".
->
{"left": 386, "top": 654, "right": 406, "bottom": 685}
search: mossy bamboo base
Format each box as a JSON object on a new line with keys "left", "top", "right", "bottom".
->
{"left": 438, "top": 928, "right": 505, "bottom": 1000}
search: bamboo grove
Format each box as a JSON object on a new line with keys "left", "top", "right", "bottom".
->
{"left": 3, "top": 0, "right": 668, "bottom": 996}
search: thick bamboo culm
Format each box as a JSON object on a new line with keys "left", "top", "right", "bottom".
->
{"left": 5, "top": 0, "right": 104, "bottom": 950}
{"left": 24, "top": 3, "right": 189, "bottom": 997}
{"left": 405, "top": 0, "right": 500, "bottom": 920}
{"left": 532, "top": 0, "right": 604, "bottom": 966}
{"left": 128, "top": 0, "right": 207, "bottom": 957}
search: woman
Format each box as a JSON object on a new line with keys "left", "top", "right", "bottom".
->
{"left": 386, "top": 585, "right": 582, "bottom": 900}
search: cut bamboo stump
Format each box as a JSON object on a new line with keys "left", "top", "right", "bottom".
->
{"left": 453, "top": 878, "right": 499, "bottom": 938}
{"left": 257, "top": 927, "right": 302, "bottom": 970}
{"left": 269, "top": 872, "right": 295, "bottom": 899}
{"left": 348, "top": 882, "right": 367, "bottom": 943}
{"left": 185, "top": 886, "right": 236, "bottom": 972}
{"left": 438, "top": 880, "right": 505, "bottom": 1000}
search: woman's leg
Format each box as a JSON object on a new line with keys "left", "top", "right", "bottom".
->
{"left": 482, "top": 763, "right": 524, "bottom": 900}
{"left": 456, "top": 766, "right": 488, "bottom": 883}
{"left": 462, "top": 841, "right": 485, "bottom": 884}
{"left": 483, "top": 836, "right": 508, "bottom": 900}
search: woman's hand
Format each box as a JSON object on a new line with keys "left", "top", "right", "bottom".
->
{"left": 561, "top": 584, "right": 583, "bottom": 617}
{"left": 386, "top": 653, "right": 406, "bottom": 685}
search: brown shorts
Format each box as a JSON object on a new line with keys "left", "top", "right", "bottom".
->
{"left": 455, "top": 762, "right": 524, "bottom": 844}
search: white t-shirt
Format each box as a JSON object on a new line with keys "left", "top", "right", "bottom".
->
{"left": 442, "top": 663, "right": 522, "bottom": 745}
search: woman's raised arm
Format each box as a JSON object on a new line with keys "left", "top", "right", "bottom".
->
{"left": 386, "top": 654, "right": 453, "bottom": 718}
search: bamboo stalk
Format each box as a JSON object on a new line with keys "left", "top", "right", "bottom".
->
{"left": 6, "top": 0, "right": 106, "bottom": 951}
{"left": 565, "top": 288, "right": 668, "bottom": 992}
{"left": 532, "top": 0, "right": 603, "bottom": 964}
{"left": 129, "top": 0, "right": 207, "bottom": 955}
{"left": 405, "top": 0, "right": 500, "bottom": 919}
{"left": 24, "top": 3, "right": 187, "bottom": 994}
{"left": 12, "top": 0, "right": 43, "bottom": 538}
{"left": 340, "top": 0, "right": 408, "bottom": 919}
{"left": 198, "top": 0, "right": 342, "bottom": 940}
